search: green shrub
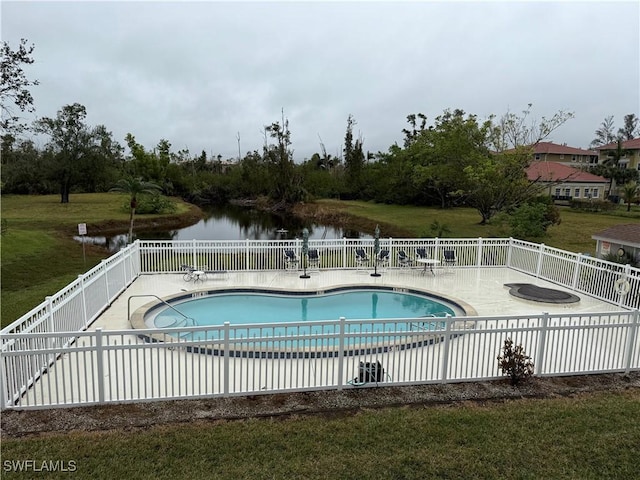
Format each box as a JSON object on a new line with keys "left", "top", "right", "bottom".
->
{"left": 497, "top": 338, "right": 534, "bottom": 386}
{"left": 508, "top": 198, "right": 560, "bottom": 240}
{"left": 125, "top": 193, "right": 177, "bottom": 215}
{"left": 570, "top": 198, "right": 616, "bottom": 212}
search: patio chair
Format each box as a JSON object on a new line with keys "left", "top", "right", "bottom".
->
{"left": 355, "top": 248, "right": 370, "bottom": 269}
{"left": 443, "top": 250, "right": 457, "bottom": 270}
{"left": 397, "top": 250, "right": 414, "bottom": 268}
{"left": 375, "top": 249, "right": 390, "bottom": 270}
{"left": 416, "top": 248, "right": 429, "bottom": 260}
{"left": 307, "top": 249, "right": 320, "bottom": 270}
{"left": 284, "top": 249, "right": 300, "bottom": 270}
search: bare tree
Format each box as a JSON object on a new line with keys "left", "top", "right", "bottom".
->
{"left": 492, "top": 104, "right": 574, "bottom": 151}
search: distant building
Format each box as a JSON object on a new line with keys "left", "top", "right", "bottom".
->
{"left": 591, "top": 224, "right": 640, "bottom": 264}
{"left": 594, "top": 138, "right": 640, "bottom": 172}
{"left": 526, "top": 161, "right": 609, "bottom": 202}
{"left": 530, "top": 142, "right": 598, "bottom": 166}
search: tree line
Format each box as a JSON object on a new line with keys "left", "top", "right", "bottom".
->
{"left": 2, "top": 39, "right": 639, "bottom": 239}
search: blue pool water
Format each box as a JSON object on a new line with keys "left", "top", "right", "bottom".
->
{"left": 151, "top": 289, "right": 456, "bottom": 328}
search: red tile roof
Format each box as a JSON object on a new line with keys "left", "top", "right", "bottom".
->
{"left": 595, "top": 138, "right": 640, "bottom": 151}
{"left": 592, "top": 224, "right": 640, "bottom": 248}
{"left": 526, "top": 161, "right": 608, "bottom": 183}
{"left": 532, "top": 142, "right": 597, "bottom": 156}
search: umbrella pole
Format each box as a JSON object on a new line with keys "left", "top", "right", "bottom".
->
{"left": 300, "top": 260, "right": 310, "bottom": 279}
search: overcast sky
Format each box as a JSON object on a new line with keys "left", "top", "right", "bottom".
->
{"left": 2, "top": 1, "right": 639, "bottom": 161}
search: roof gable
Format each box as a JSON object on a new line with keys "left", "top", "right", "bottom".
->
{"left": 595, "top": 138, "right": 640, "bottom": 151}
{"left": 533, "top": 142, "right": 597, "bottom": 156}
{"left": 526, "top": 161, "right": 608, "bottom": 183}
{"left": 592, "top": 224, "right": 640, "bottom": 248}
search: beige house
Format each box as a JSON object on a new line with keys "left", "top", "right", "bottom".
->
{"left": 526, "top": 161, "right": 609, "bottom": 201}
{"left": 531, "top": 142, "right": 598, "bottom": 166}
{"left": 595, "top": 138, "right": 640, "bottom": 172}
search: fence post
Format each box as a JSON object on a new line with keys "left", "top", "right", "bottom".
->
{"left": 192, "top": 239, "right": 197, "bottom": 269}
{"left": 79, "top": 274, "right": 89, "bottom": 328}
{"left": 535, "top": 312, "right": 549, "bottom": 376}
{"left": 0, "top": 349, "right": 7, "bottom": 410}
{"left": 95, "top": 328, "right": 105, "bottom": 404}
{"left": 623, "top": 310, "right": 639, "bottom": 374}
{"left": 337, "top": 317, "right": 346, "bottom": 390}
{"left": 440, "top": 318, "right": 452, "bottom": 383}
{"left": 223, "top": 322, "right": 230, "bottom": 395}
{"left": 46, "top": 296, "right": 55, "bottom": 335}
{"left": 507, "top": 237, "right": 514, "bottom": 268}
{"left": 101, "top": 260, "right": 110, "bottom": 303}
{"left": 342, "top": 238, "right": 347, "bottom": 269}
{"left": 536, "top": 244, "right": 545, "bottom": 278}
{"left": 476, "top": 237, "right": 483, "bottom": 267}
{"left": 245, "top": 239, "right": 250, "bottom": 271}
{"left": 572, "top": 254, "right": 583, "bottom": 290}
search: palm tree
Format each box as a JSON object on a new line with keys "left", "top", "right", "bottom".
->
{"left": 621, "top": 181, "right": 638, "bottom": 212}
{"left": 110, "top": 176, "right": 161, "bottom": 243}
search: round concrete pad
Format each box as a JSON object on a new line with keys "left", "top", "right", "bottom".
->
{"left": 504, "top": 283, "right": 580, "bottom": 304}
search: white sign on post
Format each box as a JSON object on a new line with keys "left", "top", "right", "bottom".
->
{"left": 78, "top": 223, "right": 87, "bottom": 266}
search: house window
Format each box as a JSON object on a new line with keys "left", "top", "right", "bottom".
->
{"left": 535, "top": 154, "right": 540, "bottom": 160}
{"left": 584, "top": 188, "right": 590, "bottom": 197}
{"left": 574, "top": 188, "right": 580, "bottom": 197}
{"left": 592, "top": 188, "right": 599, "bottom": 198}
{"left": 572, "top": 155, "right": 577, "bottom": 162}
{"left": 559, "top": 154, "right": 565, "bottom": 160}
{"left": 554, "top": 188, "right": 561, "bottom": 197}
{"left": 564, "top": 188, "right": 571, "bottom": 197}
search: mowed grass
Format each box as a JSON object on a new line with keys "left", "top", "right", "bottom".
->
{"left": 2, "top": 195, "right": 639, "bottom": 478}
{"left": 316, "top": 199, "right": 640, "bottom": 254}
{"left": 0, "top": 194, "right": 194, "bottom": 327}
{"left": 2, "top": 391, "right": 639, "bottom": 479}
{"left": 2, "top": 194, "right": 638, "bottom": 326}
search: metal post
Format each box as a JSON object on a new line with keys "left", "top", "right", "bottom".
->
{"left": 440, "top": 318, "right": 452, "bottom": 383}
{"left": 223, "top": 322, "right": 230, "bottom": 395}
{"left": 623, "top": 310, "right": 639, "bottom": 374}
{"left": 535, "top": 312, "right": 549, "bottom": 376}
{"left": 95, "top": 328, "right": 105, "bottom": 404}
{"left": 337, "top": 317, "right": 346, "bottom": 390}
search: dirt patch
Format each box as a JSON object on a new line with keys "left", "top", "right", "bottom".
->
{"left": 2, "top": 372, "right": 638, "bottom": 439}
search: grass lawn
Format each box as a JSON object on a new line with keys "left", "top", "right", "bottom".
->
{"left": 2, "top": 194, "right": 639, "bottom": 479}
{"left": 315, "top": 199, "right": 640, "bottom": 255}
{"left": 1, "top": 194, "right": 197, "bottom": 328}
{"left": 2, "top": 390, "right": 638, "bottom": 479}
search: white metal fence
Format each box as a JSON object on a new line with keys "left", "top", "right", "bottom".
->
{"left": 2, "top": 237, "right": 639, "bottom": 410}
{"left": 2, "top": 311, "right": 638, "bottom": 409}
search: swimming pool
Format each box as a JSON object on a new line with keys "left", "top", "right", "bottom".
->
{"left": 148, "top": 288, "right": 458, "bottom": 328}
{"left": 132, "top": 286, "right": 468, "bottom": 356}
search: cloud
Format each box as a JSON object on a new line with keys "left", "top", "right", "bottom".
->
{"left": 3, "top": 1, "right": 639, "bottom": 160}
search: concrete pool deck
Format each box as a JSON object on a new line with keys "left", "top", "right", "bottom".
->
{"left": 98, "top": 266, "right": 622, "bottom": 333}
{"left": 10, "top": 266, "right": 629, "bottom": 409}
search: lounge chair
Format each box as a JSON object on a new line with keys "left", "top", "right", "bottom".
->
{"left": 355, "top": 248, "right": 370, "bottom": 269}
{"left": 284, "top": 249, "right": 300, "bottom": 270}
{"left": 375, "top": 249, "right": 390, "bottom": 269}
{"left": 307, "top": 249, "right": 320, "bottom": 270}
{"left": 397, "top": 250, "right": 414, "bottom": 268}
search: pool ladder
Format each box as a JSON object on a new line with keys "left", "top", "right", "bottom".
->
{"left": 127, "top": 294, "right": 194, "bottom": 328}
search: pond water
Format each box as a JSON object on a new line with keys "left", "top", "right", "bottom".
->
{"left": 77, "top": 204, "right": 369, "bottom": 251}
